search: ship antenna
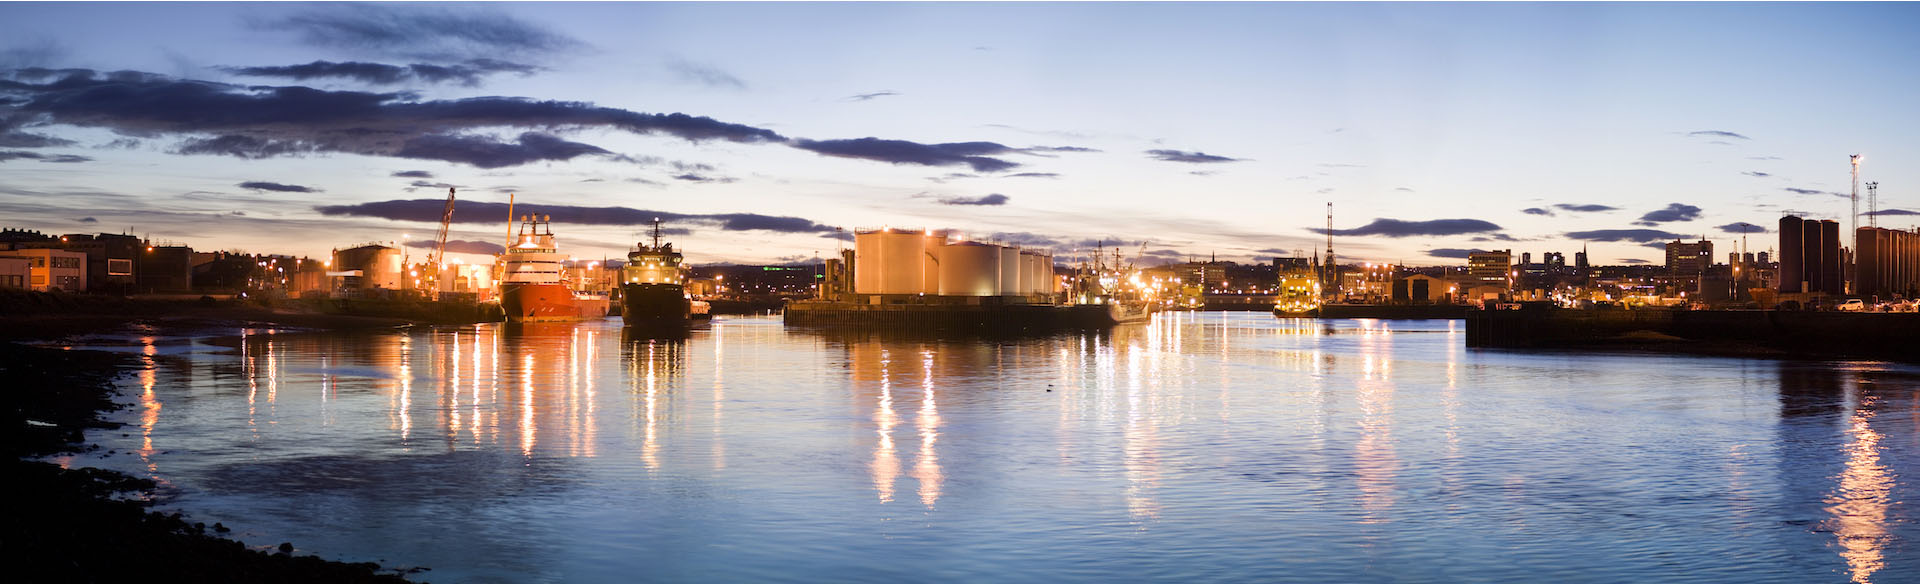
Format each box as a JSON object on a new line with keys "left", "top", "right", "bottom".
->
{"left": 651, "top": 217, "right": 663, "bottom": 248}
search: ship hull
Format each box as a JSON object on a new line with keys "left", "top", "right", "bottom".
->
{"left": 502, "top": 283, "right": 609, "bottom": 322}
{"left": 621, "top": 283, "right": 692, "bottom": 326}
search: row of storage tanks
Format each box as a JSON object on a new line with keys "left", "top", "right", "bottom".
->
{"left": 853, "top": 229, "right": 1055, "bottom": 296}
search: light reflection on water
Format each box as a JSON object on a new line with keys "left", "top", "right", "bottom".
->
{"left": 83, "top": 313, "right": 1920, "bottom": 583}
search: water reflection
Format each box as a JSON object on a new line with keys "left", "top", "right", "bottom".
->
{"left": 622, "top": 334, "right": 686, "bottom": 472}
{"left": 90, "top": 315, "right": 1920, "bottom": 582}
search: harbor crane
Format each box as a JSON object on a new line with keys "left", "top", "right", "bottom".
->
{"left": 430, "top": 187, "right": 457, "bottom": 297}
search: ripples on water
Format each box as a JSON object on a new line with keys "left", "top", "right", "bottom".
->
{"left": 71, "top": 313, "right": 1920, "bottom": 583}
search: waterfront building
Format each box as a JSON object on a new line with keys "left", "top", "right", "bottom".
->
{"left": 1391, "top": 273, "right": 1453, "bottom": 303}
{"left": 0, "top": 248, "right": 88, "bottom": 292}
{"left": 0, "top": 256, "right": 31, "bottom": 289}
{"left": 1466, "top": 250, "right": 1512, "bottom": 290}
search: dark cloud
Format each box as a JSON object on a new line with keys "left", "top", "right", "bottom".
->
{"left": 1784, "top": 187, "right": 1844, "bottom": 197}
{"left": 76, "top": 216, "right": 97, "bottom": 223}
{"left": 0, "top": 149, "right": 89, "bottom": 162}
{"left": 791, "top": 137, "right": 1019, "bottom": 172}
{"left": 1394, "top": 187, "right": 1414, "bottom": 192}
{"left": 666, "top": 57, "right": 746, "bottom": 90}
{"left": 238, "top": 181, "right": 318, "bottom": 193}
{"left": 394, "top": 132, "right": 609, "bottom": 168}
{"left": 844, "top": 91, "right": 898, "bottom": 102}
{"left": 1146, "top": 149, "right": 1241, "bottom": 164}
{"left": 403, "top": 239, "right": 503, "bottom": 255}
{"left": 1319, "top": 218, "right": 1502, "bottom": 238}
{"left": 1025, "top": 146, "right": 1099, "bottom": 153}
{"left": 1865, "top": 209, "right": 1920, "bottom": 217}
{"left": 1005, "top": 172, "right": 1058, "bottom": 179}
{"left": 1564, "top": 229, "right": 1689, "bottom": 243}
{"left": 260, "top": 4, "right": 585, "bottom": 61}
{"left": 1426, "top": 248, "right": 1485, "bottom": 259}
{"left": 1522, "top": 207, "right": 1553, "bottom": 216}
{"left": 1717, "top": 222, "right": 1768, "bottom": 234}
{"left": 314, "top": 199, "right": 837, "bottom": 234}
{"left": 1634, "top": 203, "right": 1702, "bottom": 226}
{"left": 671, "top": 173, "right": 736, "bottom": 184}
{"left": 1742, "top": 171, "right": 1771, "bottom": 178}
{"left": 4, "top": 68, "right": 1032, "bottom": 173}
{"left": 1687, "top": 130, "right": 1749, "bottom": 140}
{"left": 221, "top": 59, "right": 539, "bottom": 87}
{"left": 408, "top": 180, "right": 458, "bottom": 189}
{"left": 2, "top": 68, "right": 785, "bottom": 168}
{"left": 0, "top": 114, "right": 74, "bottom": 147}
{"left": 939, "top": 194, "right": 1009, "bottom": 206}
{"left": 1554, "top": 203, "right": 1618, "bottom": 213}
{"left": 1471, "top": 234, "right": 1519, "bottom": 242}
{"left": 1618, "top": 258, "right": 1652, "bottom": 265}
{"left": 391, "top": 170, "right": 434, "bottom": 178}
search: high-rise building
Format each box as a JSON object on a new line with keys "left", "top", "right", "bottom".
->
{"left": 1665, "top": 239, "right": 1713, "bottom": 276}
{"left": 1467, "top": 250, "right": 1512, "bottom": 287}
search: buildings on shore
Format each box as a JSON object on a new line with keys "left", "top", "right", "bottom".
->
{"left": 6, "top": 210, "right": 1919, "bottom": 312}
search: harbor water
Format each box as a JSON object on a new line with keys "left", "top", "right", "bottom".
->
{"left": 71, "top": 313, "right": 1920, "bottom": 583}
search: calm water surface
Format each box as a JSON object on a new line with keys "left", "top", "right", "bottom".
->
{"left": 71, "top": 313, "right": 1920, "bottom": 582}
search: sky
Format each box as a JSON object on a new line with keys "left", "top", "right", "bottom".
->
{"left": 1, "top": 2, "right": 1916, "bottom": 268}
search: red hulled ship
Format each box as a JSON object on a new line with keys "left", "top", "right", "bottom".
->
{"left": 499, "top": 214, "right": 610, "bottom": 322}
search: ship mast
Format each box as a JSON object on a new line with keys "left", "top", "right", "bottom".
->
{"left": 651, "top": 217, "right": 663, "bottom": 249}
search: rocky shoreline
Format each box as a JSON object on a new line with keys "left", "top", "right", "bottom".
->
{"left": 2, "top": 299, "right": 430, "bottom": 582}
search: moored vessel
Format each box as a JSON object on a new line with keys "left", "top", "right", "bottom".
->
{"left": 620, "top": 219, "right": 704, "bottom": 327}
{"left": 500, "top": 214, "right": 610, "bottom": 322}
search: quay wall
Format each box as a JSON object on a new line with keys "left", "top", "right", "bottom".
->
{"left": 1466, "top": 308, "right": 1920, "bottom": 360}
{"left": 784, "top": 300, "right": 1114, "bottom": 332}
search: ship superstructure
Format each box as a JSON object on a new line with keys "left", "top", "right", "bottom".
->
{"left": 620, "top": 219, "right": 702, "bottom": 326}
{"left": 499, "top": 214, "right": 610, "bottom": 322}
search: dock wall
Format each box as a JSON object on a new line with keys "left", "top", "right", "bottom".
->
{"left": 1466, "top": 308, "right": 1920, "bottom": 360}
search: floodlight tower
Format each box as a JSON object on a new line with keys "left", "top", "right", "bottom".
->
{"left": 1867, "top": 181, "right": 1879, "bottom": 228}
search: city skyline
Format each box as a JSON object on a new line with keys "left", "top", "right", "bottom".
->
{"left": 1, "top": 2, "right": 1916, "bottom": 267}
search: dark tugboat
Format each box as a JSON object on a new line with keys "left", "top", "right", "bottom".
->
{"left": 620, "top": 219, "right": 705, "bottom": 328}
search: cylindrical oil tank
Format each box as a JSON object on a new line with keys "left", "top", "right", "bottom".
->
{"left": 1778, "top": 216, "right": 1803, "bottom": 293}
{"left": 333, "top": 245, "right": 402, "bottom": 289}
{"left": 998, "top": 246, "right": 1022, "bottom": 296}
{"left": 938, "top": 241, "right": 1000, "bottom": 296}
{"left": 922, "top": 230, "right": 945, "bottom": 296}
{"left": 1820, "top": 220, "right": 1841, "bottom": 295}
{"left": 1018, "top": 251, "right": 1042, "bottom": 295}
{"left": 879, "top": 229, "right": 925, "bottom": 294}
{"left": 854, "top": 230, "right": 881, "bottom": 294}
{"left": 1802, "top": 218, "right": 1824, "bottom": 293}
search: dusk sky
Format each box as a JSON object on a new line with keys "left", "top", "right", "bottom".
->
{"left": 2, "top": 2, "right": 1916, "bottom": 267}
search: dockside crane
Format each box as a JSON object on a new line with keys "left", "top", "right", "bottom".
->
{"left": 430, "top": 187, "right": 457, "bottom": 298}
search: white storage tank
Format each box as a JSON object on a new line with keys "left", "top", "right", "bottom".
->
{"left": 854, "top": 228, "right": 928, "bottom": 295}
{"left": 1016, "top": 251, "right": 1040, "bottom": 295}
{"left": 1034, "top": 252, "right": 1055, "bottom": 295}
{"left": 853, "top": 230, "right": 881, "bottom": 294}
{"left": 998, "top": 246, "right": 1022, "bottom": 296}
{"left": 922, "top": 230, "right": 946, "bottom": 296}
{"left": 938, "top": 241, "right": 1001, "bottom": 296}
